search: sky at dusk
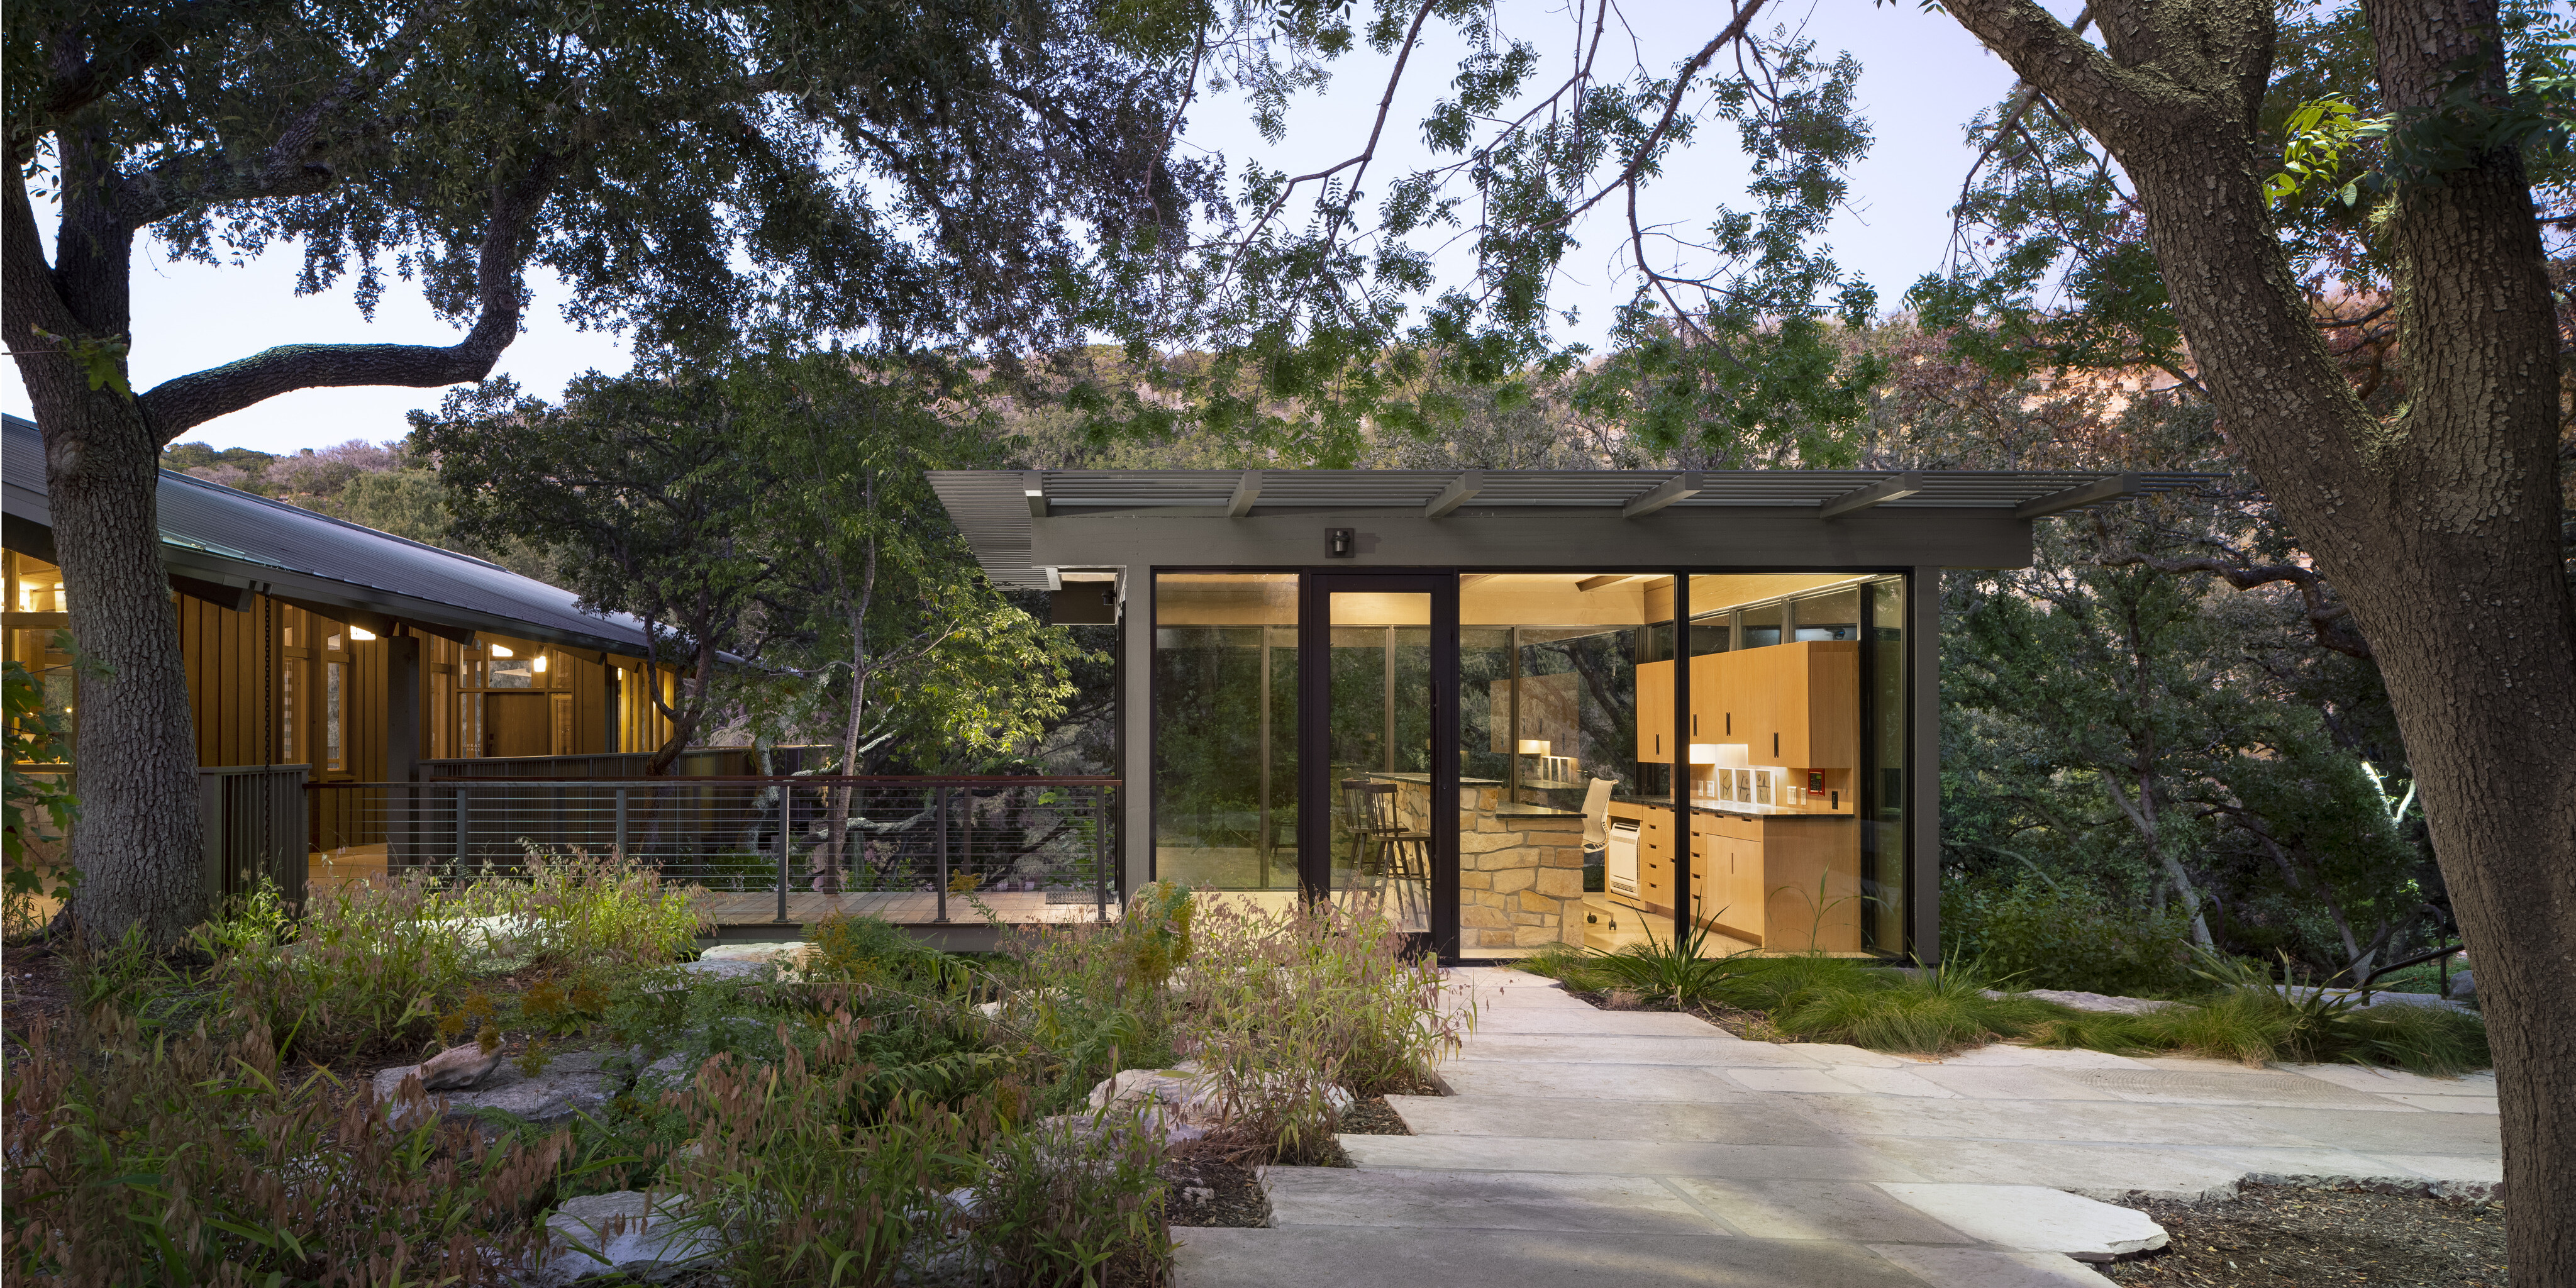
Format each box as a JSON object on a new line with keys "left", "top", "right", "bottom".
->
{"left": 6, "top": 0, "right": 2077, "bottom": 457}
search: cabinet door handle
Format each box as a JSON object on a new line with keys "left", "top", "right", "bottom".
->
{"left": 1773, "top": 732, "right": 1780, "bottom": 757}
{"left": 1725, "top": 713, "right": 1731, "bottom": 735}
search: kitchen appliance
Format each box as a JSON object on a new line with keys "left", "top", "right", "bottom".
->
{"left": 1606, "top": 818, "right": 1641, "bottom": 897}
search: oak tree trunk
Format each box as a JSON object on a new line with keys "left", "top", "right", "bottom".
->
{"left": 1946, "top": 0, "right": 2575, "bottom": 1276}
{"left": 6, "top": 169, "right": 207, "bottom": 948}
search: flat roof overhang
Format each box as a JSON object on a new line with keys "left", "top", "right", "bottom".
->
{"left": 930, "top": 468, "right": 2217, "bottom": 587}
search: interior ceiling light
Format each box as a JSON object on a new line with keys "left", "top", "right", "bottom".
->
{"left": 488, "top": 645, "right": 513, "bottom": 658}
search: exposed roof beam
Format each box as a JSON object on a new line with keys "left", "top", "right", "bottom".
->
{"left": 1423, "top": 469, "right": 1486, "bottom": 518}
{"left": 1818, "top": 472, "right": 1924, "bottom": 520}
{"left": 2015, "top": 472, "right": 2143, "bottom": 519}
{"left": 1621, "top": 471, "right": 1703, "bottom": 519}
{"left": 1575, "top": 574, "right": 1634, "bottom": 592}
{"left": 1227, "top": 469, "right": 1263, "bottom": 517}
{"left": 1023, "top": 470, "right": 1048, "bottom": 518}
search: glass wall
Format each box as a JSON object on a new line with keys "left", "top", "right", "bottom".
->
{"left": 1865, "top": 577, "right": 1907, "bottom": 952}
{"left": 1452, "top": 575, "right": 1650, "bottom": 957}
{"left": 1152, "top": 574, "right": 1299, "bottom": 891}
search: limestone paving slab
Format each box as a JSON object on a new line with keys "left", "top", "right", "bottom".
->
{"left": 2273, "top": 1063, "right": 2496, "bottom": 1097}
{"left": 1725, "top": 1066, "right": 1962, "bottom": 1099}
{"left": 1662, "top": 1178, "right": 1970, "bottom": 1244}
{"left": 1262, "top": 1167, "right": 1726, "bottom": 1234}
{"left": 1468, "top": 1008, "right": 1743, "bottom": 1036}
{"left": 1898, "top": 1065, "right": 2126, "bottom": 1102}
{"left": 2385, "top": 1093, "right": 2499, "bottom": 1114}
{"left": 1385, "top": 1094, "right": 1848, "bottom": 1146}
{"left": 1866, "top": 1245, "right": 2119, "bottom": 1288}
{"left": 1852, "top": 1136, "right": 2419, "bottom": 1201}
{"left": 2227, "top": 1104, "right": 2502, "bottom": 1155}
{"left": 1918, "top": 1045, "right": 2151, "bottom": 1070}
{"left": 1340, "top": 1133, "right": 1932, "bottom": 1182}
{"left": 2057, "top": 1067, "right": 2421, "bottom": 1110}
{"left": 1174, "top": 1227, "right": 1936, "bottom": 1288}
{"left": 1458, "top": 1033, "right": 1825, "bottom": 1067}
{"left": 1187, "top": 965, "right": 2497, "bottom": 1288}
{"left": 1873, "top": 1184, "right": 2166, "bottom": 1260}
{"left": 1774, "top": 1093, "right": 2321, "bottom": 1148}
{"left": 1440, "top": 1059, "right": 1765, "bottom": 1101}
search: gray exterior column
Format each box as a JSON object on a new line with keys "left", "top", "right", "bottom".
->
{"left": 1121, "top": 579, "right": 1152, "bottom": 898}
{"left": 385, "top": 635, "right": 421, "bottom": 782}
{"left": 1907, "top": 565, "right": 1942, "bottom": 963}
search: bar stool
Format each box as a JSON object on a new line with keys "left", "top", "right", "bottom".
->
{"left": 1338, "top": 777, "right": 1430, "bottom": 928}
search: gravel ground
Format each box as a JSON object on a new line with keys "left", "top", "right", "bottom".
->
{"left": 1162, "top": 1157, "right": 1273, "bottom": 1228}
{"left": 2102, "top": 1185, "right": 2507, "bottom": 1287}
{"left": 1336, "top": 1095, "right": 1411, "bottom": 1136}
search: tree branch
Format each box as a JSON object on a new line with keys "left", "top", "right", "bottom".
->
{"left": 1941, "top": 0, "right": 2148, "bottom": 140}
{"left": 2097, "top": 550, "right": 2373, "bottom": 658}
{"left": 12, "top": 2, "right": 242, "bottom": 162}
{"left": 135, "top": 157, "right": 559, "bottom": 440}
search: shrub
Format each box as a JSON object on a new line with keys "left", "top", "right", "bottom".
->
{"left": 1704, "top": 953, "right": 1877, "bottom": 1013}
{"left": 996, "top": 892, "right": 1465, "bottom": 1162}
{"left": 2026, "top": 951, "right": 2492, "bottom": 1075}
{"left": 1768, "top": 962, "right": 2068, "bottom": 1054}
{"left": 1562, "top": 917, "right": 1743, "bottom": 1007}
{"left": 970, "top": 1112, "right": 1172, "bottom": 1287}
{"left": 1942, "top": 879, "right": 2197, "bottom": 997}
{"left": 511, "top": 843, "right": 711, "bottom": 969}
{"left": 663, "top": 1012, "right": 1171, "bottom": 1288}
{"left": 202, "top": 874, "right": 491, "bottom": 1060}
{"left": 3, "top": 1006, "right": 564, "bottom": 1285}
{"left": 810, "top": 911, "right": 967, "bottom": 992}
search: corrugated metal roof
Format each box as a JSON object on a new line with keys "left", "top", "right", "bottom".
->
{"left": 930, "top": 466, "right": 2214, "bottom": 589}
{"left": 3, "top": 413, "right": 663, "bottom": 658}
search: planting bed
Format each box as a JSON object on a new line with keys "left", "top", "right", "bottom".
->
{"left": 2103, "top": 1184, "right": 2506, "bottom": 1287}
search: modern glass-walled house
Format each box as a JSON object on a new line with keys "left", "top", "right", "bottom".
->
{"left": 935, "top": 468, "right": 2199, "bottom": 962}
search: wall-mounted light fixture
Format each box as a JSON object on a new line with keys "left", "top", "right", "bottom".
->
{"left": 488, "top": 645, "right": 514, "bottom": 658}
{"left": 1326, "top": 527, "right": 1355, "bottom": 558}
{"left": 532, "top": 653, "right": 549, "bottom": 674}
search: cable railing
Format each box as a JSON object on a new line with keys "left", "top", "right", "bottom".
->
{"left": 307, "top": 775, "right": 1120, "bottom": 925}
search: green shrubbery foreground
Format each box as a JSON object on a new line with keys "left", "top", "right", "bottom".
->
{"left": 1521, "top": 937, "right": 2488, "bottom": 1074}
{"left": 4, "top": 867, "right": 1464, "bottom": 1287}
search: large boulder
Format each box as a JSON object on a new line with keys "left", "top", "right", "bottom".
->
{"left": 1080, "top": 1062, "right": 1356, "bottom": 1146}
{"left": 373, "top": 1050, "right": 621, "bottom": 1130}
{"left": 415, "top": 1041, "right": 506, "bottom": 1091}
{"left": 535, "top": 1190, "right": 718, "bottom": 1285}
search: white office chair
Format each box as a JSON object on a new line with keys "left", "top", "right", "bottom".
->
{"left": 1579, "top": 777, "right": 1615, "bottom": 854}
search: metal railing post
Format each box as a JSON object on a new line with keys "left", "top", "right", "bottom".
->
{"left": 775, "top": 781, "right": 791, "bottom": 923}
{"left": 614, "top": 787, "right": 629, "bottom": 859}
{"left": 455, "top": 786, "right": 469, "bottom": 877}
{"left": 934, "top": 784, "right": 950, "bottom": 923}
{"left": 1094, "top": 784, "right": 1109, "bottom": 922}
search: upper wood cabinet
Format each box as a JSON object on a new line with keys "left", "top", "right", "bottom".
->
{"left": 1689, "top": 640, "right": 1859, "bottom": 769}
{"left": 1635, "top": 658, "right": 1674, "bottom": 763}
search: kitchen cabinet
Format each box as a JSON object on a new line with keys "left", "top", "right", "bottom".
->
{"left": 1692, "top": 642, "right": 1857, "bottom": 769}
{"left": 1636, "top": 660, "right": 1674, "bottom": 763}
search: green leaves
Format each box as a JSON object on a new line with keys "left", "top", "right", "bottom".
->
{"left": 2263, "top": 95, "right": 2382, "bottom": 208}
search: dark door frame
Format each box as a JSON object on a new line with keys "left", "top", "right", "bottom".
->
{"left": 1298, "top": 570, "right": 1460, "bottom": 958}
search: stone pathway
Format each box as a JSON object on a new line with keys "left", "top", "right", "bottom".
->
{"left": 1173, "top": 966, "right": 2499, "bottom": 1288}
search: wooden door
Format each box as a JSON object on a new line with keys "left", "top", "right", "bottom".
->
{"left": 484, "top": 692, "right": 551, "bottom": 758}
{"left": 1635, "top": 659, "right": 1674, "bottom": 763}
